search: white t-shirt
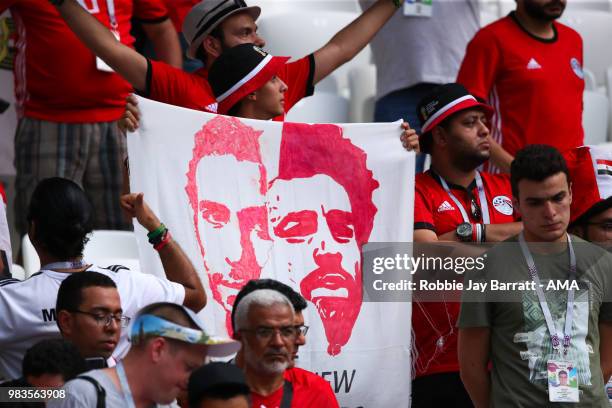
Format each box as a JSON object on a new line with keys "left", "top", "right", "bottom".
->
{"left": 0, "top": 265, "right": 185, "bottom": 379}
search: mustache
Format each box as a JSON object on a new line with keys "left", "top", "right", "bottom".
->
{"left": 264, "top": 348, "right": 290, "bottom": 359}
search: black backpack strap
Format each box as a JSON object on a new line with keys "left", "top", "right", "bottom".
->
{"left": 280, "top": 380, "right": 293, "bottom": 408}
{"left": 78, "top": 375, "right": 106, "bottom": 408}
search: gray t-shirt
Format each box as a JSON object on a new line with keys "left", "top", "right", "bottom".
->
{"left": 459, "top": 235, "right": 612, "bottom": 407}
{"left": 48, "top": 369, "right": 133, "bottom": 408}
{"left": 359, "top": 0, "right": 480, "bottom": 100}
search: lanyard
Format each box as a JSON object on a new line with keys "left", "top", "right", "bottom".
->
{"left": 105, "top": 0, "right": 118, "bottom": 30}
{"left": 280, "top": 380, "right": 293, "bottom": 408}
{"left": 518, "top": 232, "right": 576, "bottom": 355}
{"left": 41, "top": 260, "right": 88, "bottom": 270}
{"left": 116, "top": 361, "right": 137, "bottom": 408}
{"left": 438, "top": 171, "right": 491, "bottom": 224}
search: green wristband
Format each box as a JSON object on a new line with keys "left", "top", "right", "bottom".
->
{"left": 147, "top": 223, "right": 166, "bottom": 241}
{"left": 392, "top": 0, "right": 402, "bottom": 8}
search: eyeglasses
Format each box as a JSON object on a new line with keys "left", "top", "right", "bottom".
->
{"left": 240, "top": 326, "right": 298, "bottom": 341}
{"left": 71, "top": 310, "right": 131, "bottom": 328}
{"left": 294, "top": 324, "right": 309, "bottom": 336}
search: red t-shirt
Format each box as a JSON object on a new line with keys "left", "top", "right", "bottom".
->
{"left": 457, "top": 12, "right": 584, "bottom": 170}
{"left": 6, "top": 0, "right": 168, "bottom": 123}
{"left": 250, "top": 367, "right": 339, "bottom": 408}
{"left": 412, "top": 170, "right": 518, "bottom": 377}
{"left": 145, "top": 55, "right": 315, "bottom": 121}
{"left": 162, "top": 0, "right": 197, "bottom": 32}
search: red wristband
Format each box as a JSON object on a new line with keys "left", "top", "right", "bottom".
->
{"left": 154, "top": 230, "right": 172, "bottom": 252}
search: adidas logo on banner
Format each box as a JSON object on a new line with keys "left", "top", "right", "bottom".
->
{"left": 437, "top": 201, "right": 454, "bottom": 212}
{"left": 526, "top": 58, "right": 542, "bottom": 70}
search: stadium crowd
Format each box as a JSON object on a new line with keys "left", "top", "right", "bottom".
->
{"left": 0, "top": 0, "right": 612, "bottom": 406}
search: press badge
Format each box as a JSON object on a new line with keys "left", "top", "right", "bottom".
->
{"left": 547, "top": 360, "right": 579, "bottom": 403}
{"left": 403, "top": 0, "right": 432, "bottom": 17}
{"left": 96, "top": 30, "right": 120, "bottom": 72}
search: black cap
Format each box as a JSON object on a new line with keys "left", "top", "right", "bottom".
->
{"left": 416, "top": 83, "right": 493, "bottom": 153}
{"left": 208, "top": 43, "right": 289, "bottom": 114}
{"left": 188, "top": 362, "right": 249, "bottom": 406}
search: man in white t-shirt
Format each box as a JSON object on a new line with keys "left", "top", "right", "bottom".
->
{"left": 0, "top": 177, "right": 206, "bottom": 379}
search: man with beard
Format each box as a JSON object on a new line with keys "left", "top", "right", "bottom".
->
{"left": 233, "top": 288, "right": 338, "bottom": 407}
{"left": 412, "top": 83, "right": 522, "bottom": 407}
{"left": 457, "top": 0, "right": 584, "bottom": 173}
{"left": 51, "top": 0, "right": 405, "bottom": 122}
{"left": 268, "top": 121, "right": 379, "bottom": 357}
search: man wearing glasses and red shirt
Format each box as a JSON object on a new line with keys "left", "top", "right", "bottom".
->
{"left": 411, "top": 83, "right": 522, "bottom": 407}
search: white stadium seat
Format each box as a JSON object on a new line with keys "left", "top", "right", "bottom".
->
{"left": 285, "top": 92, "right": 350, "bottom": 123}
{"left": 583, "top": 90, "right": 610, "bottom": 145}
{"left": 21, "top": 230, "right": 140, "bottom": 278}
{"left": 256, "top": 9, "right": 371, "bottom": 94}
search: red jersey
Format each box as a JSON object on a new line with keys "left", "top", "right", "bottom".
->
{"left": 457, "top": 12, "right": 584, "bottom": 169}
{"left": 413, "top": 170, "right": 518, "bottom": 377}
{"left": 6, "top": 0, "right": 168, "bottom": 123}
{"left": 145, "top": 54, "right": 315, "bottom": 121}
{"left": 251, "top": 367, "right": 339, "bottom": 408}
{"left": 163, "top": 0, "right": 197, "bottom": 32}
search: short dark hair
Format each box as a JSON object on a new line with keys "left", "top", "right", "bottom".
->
{"left": 195, "top": 25, "right": 225, "bottom": 66}
{"left": 27, "top": 177, "right": 94, "bottom": 260}
{"left": 56, "top": 272, "right": 117, "bottom": 321}
{"left": 188, "top": 362, "right": 250, "bottom": 407}
{"left": 22, "top": 339, "right": 86, "bottom": 381}
{"left": 231, "top": 279, "right": 307, "bottom": 332}
{"left": 510, "top": 145, "right": 570, "bottom": 198}
{"left": 200, "top": 384, "right": 250, "bottom": 402}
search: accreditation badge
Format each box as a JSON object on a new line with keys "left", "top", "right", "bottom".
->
{"left": 547, "top": 360, "right": 579, "bottom": 403}
{"left": 403, "top": 0, "right": 432, "bottom": 17}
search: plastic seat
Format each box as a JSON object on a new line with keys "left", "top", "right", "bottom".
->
{"left": 285, "top": 92, "right": 350, "bottom": 123}
{"left": 348, "top": 64, "right": 377, "bottom": 122}
{"left": 21, "top": 230, "right": 140, "bottom": 278}
{"left": 257, "top": 9, "right": 371, "bottom": 93}
{"left": 583, "top": 90, "right": 610, "bottom": 145}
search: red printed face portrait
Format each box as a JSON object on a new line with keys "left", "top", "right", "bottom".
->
{"left": 186, "top": 116, "right": 272, "bottom": 332}
{"left": 268, "top": 123, "right": 379, "bottom": 356}
{"left": 186, "top": 119, "right": 379, "bottom": 353}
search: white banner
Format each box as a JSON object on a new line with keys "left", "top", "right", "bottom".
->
{"left": 128, "top": 97, "right": 414, "bottom": 408}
